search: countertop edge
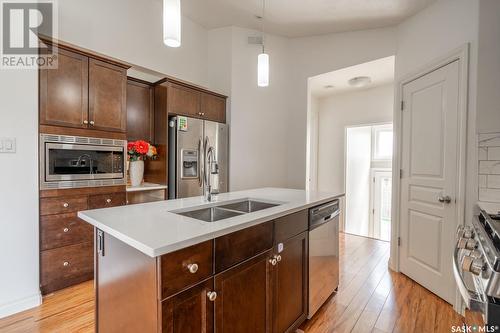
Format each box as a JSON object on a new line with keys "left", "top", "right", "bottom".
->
{"left": 78, "top": 192, "right": 344, "bottom": 258}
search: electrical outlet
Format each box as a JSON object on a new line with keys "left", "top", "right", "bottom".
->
{"left": 0, "top": 138, "right": 16, "bottom": 153}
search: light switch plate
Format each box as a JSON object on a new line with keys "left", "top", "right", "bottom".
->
{"left": 0, "top": 138, "right": 16, "bottom": 153}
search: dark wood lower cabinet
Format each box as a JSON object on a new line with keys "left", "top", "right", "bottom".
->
{"left": 214, "top": 250, "right": 274, "bottom": 333}
{"left": 274, "top": 232, "right": 309, "bottom": 333}
{"left": 162, "top": 278, "right": 214, "bottom": 333}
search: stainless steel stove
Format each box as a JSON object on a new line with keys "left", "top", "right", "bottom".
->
{"left": 454, "top": 208, "right": 500, "bottom": 327}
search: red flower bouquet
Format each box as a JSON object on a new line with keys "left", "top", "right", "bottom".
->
{"left": 127, "top": 140, "right": 158, "bottom": 161}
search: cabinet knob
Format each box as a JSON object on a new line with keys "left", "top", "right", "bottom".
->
{"left": 63, "top": 202, "right": 69, "bottom": 208}
{"left": 89, "top": 120, "right": 95, "bottom": 126}
{"left": 275, "top": 255, "right": 282, "bottom": 263}
{"left": 106, "top": 198, "right": 112, "bottom": 204}
{"left": 83, "top": 120, "right": 89, "bottom": 125}
{"left": 201, "top": 112, "right": 205, "bottom": 116}
{"left": 187, "top": 263, "right": 199, "bottom": 274}
{"left": 207, "top": 291, "right": 217, "bottom": 302}
{"left": 63, "top": 227, "right": 69, "bottom": 233}
{"left": 63, "top": 261, "right": 69, "bottom": 267}
{"left": 269, "top": 258, "right": 277, "bottom": 266}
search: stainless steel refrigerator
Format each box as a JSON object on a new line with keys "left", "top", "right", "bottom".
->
{"left": 168, "top": 116, "right": 229, "bottom": 199}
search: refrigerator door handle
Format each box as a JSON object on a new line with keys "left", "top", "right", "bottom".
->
{"left": 198, "top": 137, "right": 204, "bottom": 187}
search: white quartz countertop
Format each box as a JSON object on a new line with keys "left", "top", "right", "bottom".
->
{"left": 78, "top": 187, "right": 344, "bottom": 257}
{"left": 478, "top": 201, "right": 500, "bottom": 215}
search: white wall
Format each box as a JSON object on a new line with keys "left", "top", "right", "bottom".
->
{"left": 316, "top": 84, "right": 394, "bottom": 193}
{"left": 476, "top": 0, "right": 500, "bottom": 133}
{"left": 0, "top": 70, "right": 41, "bottom": 317}
{"left": 58, "top": 0, "right": 209, "bottom": 86}
{"left": 288, "top": 28, "right": 397, "bottom": 189}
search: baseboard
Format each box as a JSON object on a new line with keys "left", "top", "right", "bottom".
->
{"left": 0, "top": 292, "right": 42, "bottom": 319}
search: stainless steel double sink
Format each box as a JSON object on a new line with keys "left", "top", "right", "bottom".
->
{"left": 174, "top": 199, "right": 280, "bottom": 222}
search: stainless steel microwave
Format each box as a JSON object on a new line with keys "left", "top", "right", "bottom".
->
{"left": 40, "top": 134, "right": 127, "bottom": 190}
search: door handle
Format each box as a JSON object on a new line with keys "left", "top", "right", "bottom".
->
{"left": 438, "top": 195, "right": 452, "bottom": 204}
{"left": 198, "top": 138, "right": 203, "bottom": 187}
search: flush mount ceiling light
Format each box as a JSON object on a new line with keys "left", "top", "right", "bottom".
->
{"left": 348, "top": 76, "right": 372, "bottom": 88}
{"left": 163, "top": 0, "right": 181, "bottom": 47}
{"left": 257, "top": 0, "right": 269, "bottom": 87}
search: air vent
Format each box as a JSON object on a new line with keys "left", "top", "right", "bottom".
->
{"left": 88, "top": 138, "right": 100, "bottom": 145}
{"left": 44, "top": 135, "right": 59, "bottom": 142}
{"left": 102, "top": 139, "right": 114, "bottom": 146}
{"left": 75, "top": 137, "right": 89, "bottom": 144}
{"left": 114, "top": 140, "right": 125, "bottom": 146}
{"left": 60, "top": 136, "right": 76, "bottom": 143}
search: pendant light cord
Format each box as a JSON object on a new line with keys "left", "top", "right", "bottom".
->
{"left": 262, "top": 0, "right": 266, "bottom": 53}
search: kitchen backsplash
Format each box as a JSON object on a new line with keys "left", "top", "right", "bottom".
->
{"left": 478, "top": 132, "right": 500, "bottom": 203}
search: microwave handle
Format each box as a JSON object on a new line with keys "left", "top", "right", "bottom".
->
{"left": 453, "top": 228, "right": 485, "bottom": 313}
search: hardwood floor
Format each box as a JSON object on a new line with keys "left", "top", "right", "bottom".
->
{"left": 0, "top": 233, "right": 481, "bottom": 332}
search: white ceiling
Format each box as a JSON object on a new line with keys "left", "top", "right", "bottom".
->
{"left": 309, "top": 56, "right": 395, "bottom": 98}
{"left": 181, "top": 0, "right": 435, "bottom": 37}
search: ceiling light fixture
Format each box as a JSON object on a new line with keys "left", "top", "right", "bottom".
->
{"left": 257, "top": 0, "right": 269, "bottom": 87}
{"left": 163, "top": 0, "right": 181, "bottom": 48}
{"left": 348, "top": 76, "right": 372, "bottom": 88}
{"left": 324, "top": 85, "right": 334, "bottom": 89}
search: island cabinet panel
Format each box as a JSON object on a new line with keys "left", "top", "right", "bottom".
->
{"left": 126, "top": 79, "right": 154, "bottom": 142}
{"left": 39, "top": 48, "right": 89, "bottom": 128}
{"left": 162, "top": 278, "right": 214, "bottom": 333}
{"left": 214, "top": 250, "right": 274, "bottom": 333}
{"left": 214, "top": 221, "right": 274, "bottom": 273}
{"left": 273, "top": 232, "right": 309, "bottom": 333}
{"left": 89, "top": 58, "right": 127, "bottom": 132}
{"left": 160, "top": 240, "right": 214, "bottom": 299}
{"left": 274, "top": 210, "right": 308, "bottom": 243}
{"left": 96, "top": 231, "right": 158, "bottom": 333}
{"left": 40, "top": 241, "right": 93, "bottom": 294}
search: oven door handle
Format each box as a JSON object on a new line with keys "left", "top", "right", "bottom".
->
{"left": 453, "top": 234, "right": 485, "bottom": 313}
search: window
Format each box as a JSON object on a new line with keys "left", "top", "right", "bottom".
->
{"left": 372, "top": 124, "right": 393, "bottom": 160}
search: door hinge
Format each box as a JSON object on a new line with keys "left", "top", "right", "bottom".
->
{"left": 400, "top": 169, "right": 403, "bottom": 178}
{"left": 372, "top": 208, "right": 375, "bottom": 215}
{"left": 400, "top": 100, "right": 405, "bottom": 111}
{"left": 397, "top": 237, "right": 401, "bottom": 246}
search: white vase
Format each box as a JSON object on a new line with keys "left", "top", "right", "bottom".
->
{"left": 129, "top": 160, "right": 144, "bottom": 187}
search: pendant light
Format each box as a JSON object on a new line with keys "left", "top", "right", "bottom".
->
{"left": 257, "top": 0, "right": 269, "bottom": 87}
{"left": 163, "top": 0, "right": 181, "bottom": 47}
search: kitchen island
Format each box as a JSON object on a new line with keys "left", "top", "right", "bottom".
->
{"left": 78, "top": 187, "right": 343, "bottom": 333}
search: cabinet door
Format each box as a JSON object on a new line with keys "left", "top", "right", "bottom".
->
{"left": 167, "top": 83, "right": 201, "bottom": 118}
{"left": 162, "top": 278, "right": 214, "bottom": 333}
{"left": 127, "top": 80, "right": 154, "bottom": 142}
{"left": 214, "top": 250, "right": 273, "bottom": 333}
{"left": 39, "top": 48, "right": 89, "bottom": 128}
{"left": 89, "top": 59, "right": 127, "bottom": 132}
{"left": 201, "top": 93, "right": 226, "bottom": 123}
{"left": 273, "top": 232, "right": 308, "bottom": 333}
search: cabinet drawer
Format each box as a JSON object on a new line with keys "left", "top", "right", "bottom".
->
{"left": 160, "top": 240, "right": 213, "bottom": 299}
{"left": 40, "top": 196, "right": 88, "bottom": 216}
{"left": 89, "top": 192, "right": 126, "bottom": 209}
{"left": 215, "top": 221, "right": 273, "bottom": 273}
{"left": 40, "top": 241, "right": 94, "bottom": 294}
{"left": 40, "top": 213, "right": 93, "bottom": 250}
{"left": 274, "top": 210, "right": 308, "bottom": 243}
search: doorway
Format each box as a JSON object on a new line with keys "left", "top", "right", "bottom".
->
{"left": 345, "top": 123, "right": 393, "bottom": 241}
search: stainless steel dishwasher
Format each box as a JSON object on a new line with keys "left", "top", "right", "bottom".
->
{"left": 308, "top": 199, "right": 340, "bottom": 319}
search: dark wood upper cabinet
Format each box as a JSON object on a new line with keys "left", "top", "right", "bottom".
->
{"left": 167, "top": 82, "right": 201, "bottom": 118}
{"left": 273, "top": 232, "right": 308, "bottom": 333}
{"left": 214, "top": 250, "right": 274, "bottom": 333}
{"left": 39, "top": 48, "right": 89, "bottom": 128}
{"left": 201, "top": 93, "right": 226, "bottom": 123}
{"left": 127, "top": 79, "right": 154, "bottom": 142}
{"left": 162, "top": 278, "right": 214, "bottom": 333}
{"left": 89, "top": 59, "right": 127, "bottom": 132}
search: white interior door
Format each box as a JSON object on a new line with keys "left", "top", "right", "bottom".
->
{"left": 371, "top": 170, "right": 392, "bottom": 241}
{"left": 399, "top": 60, "right": 460, "bottom": 304}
